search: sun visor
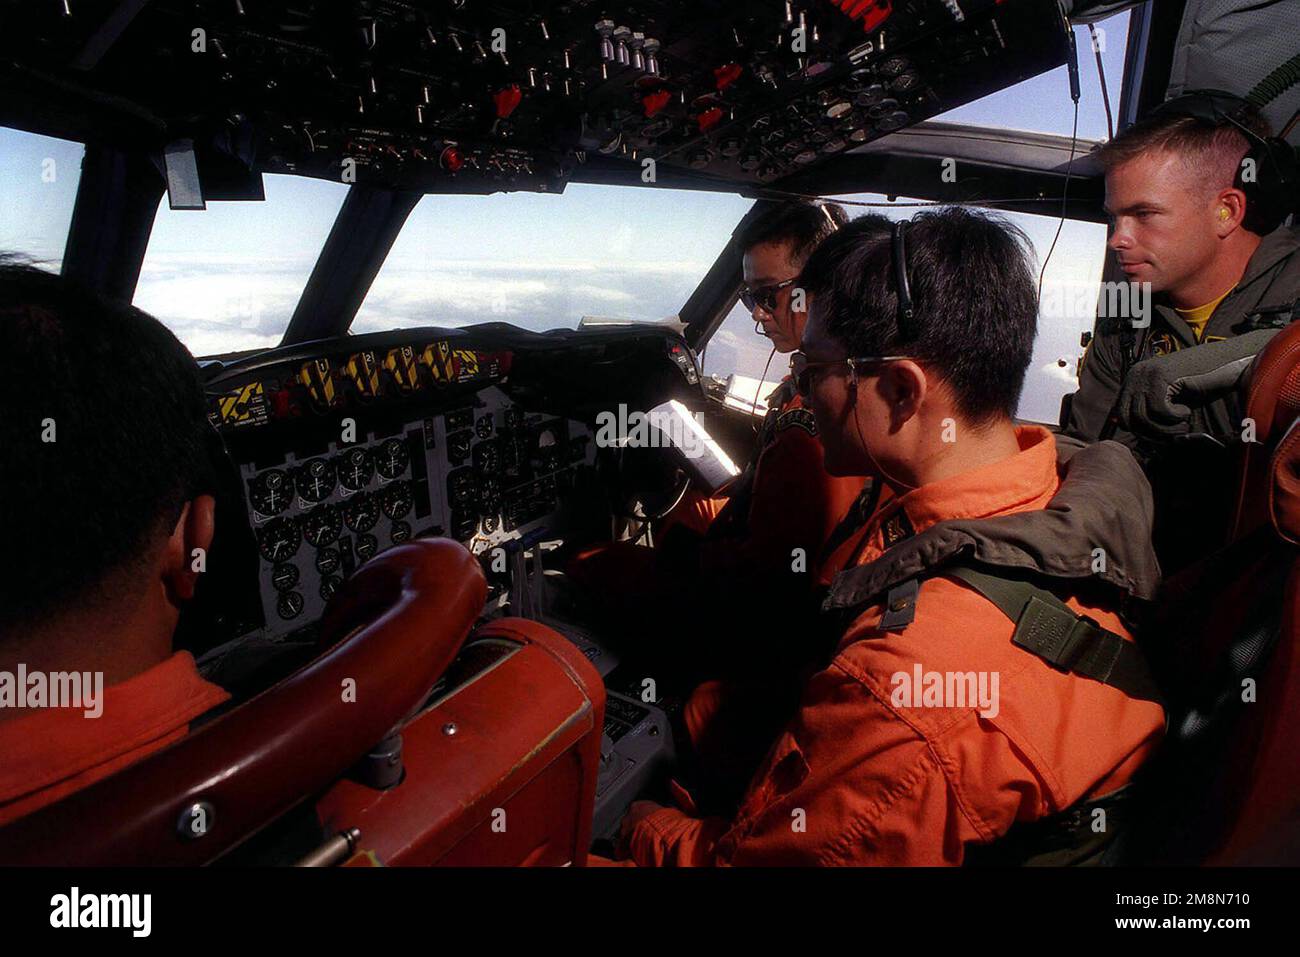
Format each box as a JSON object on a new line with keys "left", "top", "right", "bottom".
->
{"left": 163, "top": 138, "right": 206, "bottom": 210}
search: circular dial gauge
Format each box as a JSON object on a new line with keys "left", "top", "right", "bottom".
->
{"left": 343, "top": 494, "right": 381, "bottom": 532}
{"left": 376, "top": 438, "right": 409, "bottom": 480}
{"left": 315, "top": 547, "right": 340, "bottom": 576}
{"left": 447, "top": 431, "right": 473, "bottom": 466}
{"left": 271, "top": 562, "right": 299, "bottom": 591}
{"left": 478, "top": 477, "right": 501, "bottom": 513}
{"left": 475, "top": 414, "right": 494, "bottom": 439}
{"left": 381, "top": 482, "right": 414, "bottom": 520}
{"left": 277, "top": 590, "right": 305, "bottom": 620}
{"left": 338, "top": 448, "right": 374, "bottom": 491}
{"left": 355, "top": 533, "right": 379, "bottom": 562}
{"left": 890, "top": 71, "right": 921, "bottom": 93}
{"left": 302, "top": 506, "right": 342, "bottom": 547}
{"left": 390, "top": 521, "right": 412, "bottom": 544}
{"left": 258, "top": 518, "right": 301, "bottom": 563}
{"left": 296, "top": 458, "right": 337, "bottom": 503}
{"left": 319, "top": 576, "right": 343, "bottom": 602}
{"left": 249, "top": 470, "right": 290, "bottom": 516}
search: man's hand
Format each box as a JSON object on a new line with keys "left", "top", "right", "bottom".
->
{"left": 1116, "top": 329, "right": 1279, "bottom": 441}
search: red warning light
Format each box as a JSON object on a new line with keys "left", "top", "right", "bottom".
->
{"left": 270, "top": 388, "right": 295, "bottom": 420}
{"left": 440, "top": 145, "right": 465, "bottom": 172}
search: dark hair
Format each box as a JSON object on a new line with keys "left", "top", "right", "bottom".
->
{"left": 0, "top": 258, "right": 214, "bottom": 631}
{"left": 735, "top": 199, "right": 850, "bottom": 265}
{"left": 799, "top": 207, "right": 1038, "bottom": 423}
{"left": 1095, "top": 99, "right": 1272, "bottom": 196}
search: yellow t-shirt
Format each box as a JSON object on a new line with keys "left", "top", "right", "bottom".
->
{"left": 1176, "top": 287, "right": 1232, "bottom": 342}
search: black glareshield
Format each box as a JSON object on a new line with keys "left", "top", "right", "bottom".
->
{"left": 1150, "top": 89, "right": 1298, "bottom": 234}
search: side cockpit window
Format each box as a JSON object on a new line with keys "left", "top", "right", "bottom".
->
{"left": 0, "top": 127, "right": 84, "bottom": 270}
{"left": 133, "top": 174, "right": 348, "bottom": 358}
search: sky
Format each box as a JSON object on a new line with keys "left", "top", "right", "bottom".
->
{"left": 0, "top": 15, "right": 1129, "bottom": 424}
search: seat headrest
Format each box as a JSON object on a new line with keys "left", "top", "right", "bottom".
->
{"left": 1272, "top": 422, "right": 1300, "bottom": 544}
{"left": 1233, "top": 325, "right": 1300, "bottom": 542}
{"left": 1245, "top": 323, "right": 1300, "bottom": 445}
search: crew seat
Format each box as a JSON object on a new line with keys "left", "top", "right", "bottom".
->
{"left": 0, "top": 539, "right": 605, "bottom": 867}
{"left": 1125, "top": 322, "right": 1300, "bottom": 864}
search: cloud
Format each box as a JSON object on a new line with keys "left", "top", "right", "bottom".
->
{"left": 134, "top": 260, "right": 701, "bottom": 354}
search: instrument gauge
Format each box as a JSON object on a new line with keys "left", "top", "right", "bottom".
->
{"left": 315, "top": 547, "right": 341, "bottom": 576}
{"left": 302, "top": 505, "right": 342, "bottom": 547}
{"left": 296, "top": 458, "right": 337, "bottom": 503}
{"left": 271, "top": 562, "right": 299, "bottom": 592}
{"left": 381, "top": 482, "right": 415, "bottom": 520}
{"left": 447, "top": 430, "right": 473, "bottom": 466}
{"left": 258, "top": 518, "right": 301, "bottom": 563}
{"left": 391, "top": 521, "right": 412, "bottom": 544}
{"left": 473, "top": 438, "right": 500, "bottom": 474}
{"left": 343, "top": 494, "right": 381, "bottom": 532}
{"left": 478, "top": 477, "right": 501, "bottom": 513}
{"left": 446, "top": 408, "right": 474, "bottom": 431}
{"left": 277, "top": 590, "right": 305, "bottom": 620}
{"left": 249, "top": 470, "right": 290, "bottom": 516}
{"left": 319, "top": 576, "right": 343, "bottom": 602}
{"left": 377, "top": 438, "right": 410, "bottom": 479}
{"left": 475, "top": 414, "right": 494, "bottom": 439}
{"left": 355, "top": 533, "right": 379, "bottom": 562}
{"left": 338, "top": 448, "right": 374, "bottom": 490}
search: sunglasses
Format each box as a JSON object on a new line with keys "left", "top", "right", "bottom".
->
{"left": 790, "top": 351, "right": 909, "bottom": 397}
{"left": 740, "top": 277, "right": 799, "bottom": 314}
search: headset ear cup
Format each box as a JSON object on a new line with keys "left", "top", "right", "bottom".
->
{"left": 1267, "top": 138, "right": 1300, "bottom": 229}
{"left": 1234, "top": 138, "right": 1294, "bottom": 235}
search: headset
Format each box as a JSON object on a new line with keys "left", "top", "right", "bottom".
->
{"left": 1148, "top": 89, "right": 1298, "bottom": 235}
{"left": 848, "top": 219, "right": 916, "bottom": 402}
{"left": 843, "top": 217, "right": 923, "bottom": 496}
{"left": 891, "top": 220, "right": 917, "bottom": 341}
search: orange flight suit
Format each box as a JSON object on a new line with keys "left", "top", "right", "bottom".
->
{"left": 570, "top": 381, "right": 867, "bottom": 812}
{"left": 0, "top": 651, "right": 229, "bottom": 827}
{"left": 627, "top": 425, "right": 1166, "bottom": 865}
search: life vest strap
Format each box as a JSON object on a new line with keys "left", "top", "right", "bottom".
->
{"left": 943, "top": 565, "right": 1165, "bottom": 707}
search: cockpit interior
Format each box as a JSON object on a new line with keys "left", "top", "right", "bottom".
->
{"left": 1, "top": 0, "right": 1299, "bottom": 875}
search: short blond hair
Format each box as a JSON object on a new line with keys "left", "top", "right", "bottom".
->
{"left": 1096, "top": 102, "right": 1273, "bottom": 196}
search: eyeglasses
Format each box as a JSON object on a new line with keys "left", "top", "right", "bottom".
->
{"left": 790, "top": 351, "right": 909, "bottom": 397}
{"left": 740, "top": 277, "right": 799, "bottom": 314}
